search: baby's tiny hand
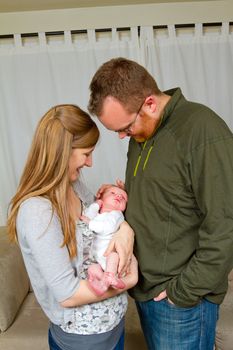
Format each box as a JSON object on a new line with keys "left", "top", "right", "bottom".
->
{"left": 80, "top": 215, "right": 90, "bottom": 224}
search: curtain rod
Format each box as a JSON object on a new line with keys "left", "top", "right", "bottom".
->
{"left": 0, "top": 22, "right": 232, "bottom": 39}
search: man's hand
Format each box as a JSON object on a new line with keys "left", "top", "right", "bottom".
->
{"left": 121, "top": 254, "right": 138, "bottom": 289}
{"left": 154, "top": 290, "right": 174, "bottom": 304}
{"left": 104, "top": 221, "right": 134, "bottom": 276}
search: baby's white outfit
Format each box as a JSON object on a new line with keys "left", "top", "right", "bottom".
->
{"left": 84, "top": 203, "right": 124, "bottom": 270}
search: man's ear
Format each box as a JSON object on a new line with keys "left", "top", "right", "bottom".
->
{"left": 144, "top": 95, "right": 157, "bottom": 114}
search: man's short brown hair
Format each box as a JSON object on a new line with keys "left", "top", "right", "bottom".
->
{"left": 88, "top": 57, "right": 161, "bottom": 116}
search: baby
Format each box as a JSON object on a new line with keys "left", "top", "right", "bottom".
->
{"left": 81, "top": 185, "right": 128, "bottom": 296}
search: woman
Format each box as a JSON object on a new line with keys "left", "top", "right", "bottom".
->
{"left": 7, "top": 104, "right": 137, "bottom": 350}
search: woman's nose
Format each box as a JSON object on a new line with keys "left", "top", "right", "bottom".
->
{"left": 85, "top": 155, "right": 92, "bottom": 167}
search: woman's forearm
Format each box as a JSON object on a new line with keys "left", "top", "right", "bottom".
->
{"left": 61, "top": 255, "right": 138, "bottom": 308}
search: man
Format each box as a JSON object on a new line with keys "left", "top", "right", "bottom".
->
{"left": 88, "top": 57, "right": 233, "bottom": 350}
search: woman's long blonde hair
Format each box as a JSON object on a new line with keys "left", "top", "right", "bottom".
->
{"left": 7, "top": 104, "right": 99, "bottom": 259}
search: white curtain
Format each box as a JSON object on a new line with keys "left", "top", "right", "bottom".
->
{"left": 0, "top": 24, "right": 232, "bottom": 225}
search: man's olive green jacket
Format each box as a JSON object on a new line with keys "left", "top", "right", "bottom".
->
{"left": 126, "top": 88, "right": 233, "bottom": 307}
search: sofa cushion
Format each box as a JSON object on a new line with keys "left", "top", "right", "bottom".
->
{"left": 0, "top": 292, "right": 49, "bottom": 350}
{"left": 215, "top": 269, "right": 233, "bottom": 350}
{"left": 0, "top": 227, "right": 30, "bottom": 332}
{"left": 125, "top": 296, "right": 147, "bottom": 350}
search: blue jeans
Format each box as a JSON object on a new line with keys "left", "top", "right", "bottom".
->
{"left": 136, "top": 298, "right": 219, "bottom": 350}
{"left": 48, "top": 329, "right": 124, "bottom": 350}
{"left": 48, "top": 330, "right": 62, "bottom": 350}
{"left": 114, "top": 331, "right": 124, "bottom": 350}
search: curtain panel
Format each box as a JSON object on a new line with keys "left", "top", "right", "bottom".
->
{"left": 0, "top": 24, "right": 232, "bottom": 225}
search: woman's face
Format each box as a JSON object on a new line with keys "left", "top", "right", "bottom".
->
{"left": 68, "top": 146, "right": 95, "bottom": 182}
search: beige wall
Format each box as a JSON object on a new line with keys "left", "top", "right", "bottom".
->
{"left": 0, "top": 1, "right": 232, "bottom": 35}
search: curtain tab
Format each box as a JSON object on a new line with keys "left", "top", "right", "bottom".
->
{"left": 14, "top": 34, "right": 22, "bottom": 48}
{"left": 195, "top": 23, "right": 203, "bottom": 37}
{"left": 139, "top": 26, "right": 154, "bottom": 66}
{"left": 140, "top": 26, "right": 154, "bottom": 42}
{"left": 38, "top": 32, "right": 46, "bottom": 47}
{"left": 64, "top": 31, "right": 72, "bottom": 45}
{"left": 168, "top": 25, "right": 176, "bottom": 38}
{"left": 131, "top": 27, "right": 139, "bottom": 42}
{"left": 221, "top": 22, "right": 229, "bottom": 36}
{"left": 111, "top": 28, "right": 118, "bottom": 42}
{"left": 87, "top": 29, "right": 96, "bottom": 44}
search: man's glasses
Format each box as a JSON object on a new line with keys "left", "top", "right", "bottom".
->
{"left": 117, "top": 99, "right": 145, "bottom": 134}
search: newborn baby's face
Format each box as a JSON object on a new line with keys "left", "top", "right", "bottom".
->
{"left": 102, "top": 186, "right": 128, "bottom": 211}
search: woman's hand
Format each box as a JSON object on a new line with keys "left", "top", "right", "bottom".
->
{"left": 96, "top": 179, "right": 125, "bottom": 198}
{"left": 115, "top": 179, "right": 125, "bottom": 190}
{"left": 96, "top": 184, "right": 112, "bottom": 199}
{"left": 104, "top": 221, "right": 134, "bottom": 276}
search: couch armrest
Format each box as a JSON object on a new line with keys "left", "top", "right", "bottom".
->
{"left": 0, "top": 227, "right": 30, "bottom": 332}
